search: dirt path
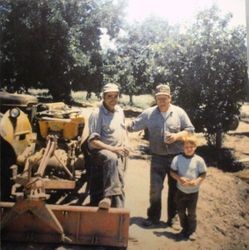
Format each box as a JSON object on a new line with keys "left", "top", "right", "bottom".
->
{"left": 124, "top": 132, "right": 249, "bottom": 250}
{"left": 1, "top": 108, "right": 249, "bottom": 250}
{"left": 126, "top": 160, "right": 249, "bottom": 250}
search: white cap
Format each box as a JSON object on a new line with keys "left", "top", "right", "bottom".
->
{"left": 155, "top": 84, "right": 171, "bottom": 96}
{"left": 102, "top": 83, "right": 119, "bottom": 93}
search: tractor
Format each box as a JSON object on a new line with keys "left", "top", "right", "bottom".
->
{"left": 0, "top": 91, "right": 129, "bottom": 249}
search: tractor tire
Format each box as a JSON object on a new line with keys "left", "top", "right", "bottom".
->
{"left": 0, "top": 136, "right": 16, "bottom": 201}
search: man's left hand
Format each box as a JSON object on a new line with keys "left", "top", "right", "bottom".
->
{"left": 165, "top": 133, "right": 178, "bottom": 144}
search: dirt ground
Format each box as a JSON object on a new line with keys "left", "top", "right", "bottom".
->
{"left": 125, "top": 129, "right": 249, "bottom": 250}
{"left": 1, "top": 105, "right": 249, "bottom": 250}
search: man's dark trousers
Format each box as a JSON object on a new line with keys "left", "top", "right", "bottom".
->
{"left": 147, "top": 155, "right": 177, "bottom": 223}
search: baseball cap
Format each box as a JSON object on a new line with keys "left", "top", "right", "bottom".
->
{"left": 102, "top": 83, "right": 119, "bottom": 93}
{"left": 155, "top": 84, "right": 171, "bottom": 96}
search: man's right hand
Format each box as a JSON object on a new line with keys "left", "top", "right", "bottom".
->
{"left": 111, "top": 146, "right": 130, "bottom": 157}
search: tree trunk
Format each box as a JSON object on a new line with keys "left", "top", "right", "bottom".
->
{"left": 129, "top": 94, "right": 134, "bottom": 106}
{"left": 215, "top": 130, "right": 223, "bottom": 151}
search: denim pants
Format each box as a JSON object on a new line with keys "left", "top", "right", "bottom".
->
{"left": 147, "top": 155, "right": 177, "bottom": 222}
{"left": 175, "top": 189, "right": 199, "bottom": 234}
{"left": 91, "top": 149, "right": 125, "bottom": 208}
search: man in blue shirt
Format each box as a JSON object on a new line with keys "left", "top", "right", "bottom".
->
{"left": 128, "top": 84, "right": 194, "bottom": 227}
{"left": 88, "top": 83, "right": 129, "bottom": 209}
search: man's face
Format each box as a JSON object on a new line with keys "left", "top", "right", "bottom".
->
{"left": 155, "top": 94, "right": 171, "bottom": 111}
{"left": 103, "top": 91, "right": 119, "bottom": 111}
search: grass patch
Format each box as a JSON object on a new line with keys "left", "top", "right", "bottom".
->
{"left": 71, "top": 91, "right": 154, "bottom": 109}
{"left": 119, "top": 94, "right": 154, "bottom": 109}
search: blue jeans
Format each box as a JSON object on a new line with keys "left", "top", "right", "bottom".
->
{"left": 147, "top": 154, "right": 177, "bottom": 222}
{"left": 91, "top": 149, "right": 125, "bottom": 208}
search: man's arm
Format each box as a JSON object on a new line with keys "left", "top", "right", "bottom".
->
{"left": 166, "top": 108, "right": 194, "bottom": 144}
{"left": 127, "top": 111, "right": 148, "bottom": 132}
{"left": 89, "top": 139, "right": 129, "bottom": 156}
{"left": 88, "top": 108, "right": 129, "bottom": 156}
{"left": 166, "top": 130, "right": 190, "bottom": 144}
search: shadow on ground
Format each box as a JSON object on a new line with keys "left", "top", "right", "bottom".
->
{"left": 130, "top": 217, "right": 167, "bottom": 230}
{"left": 196, "top": 146, "right": 245, "bottom": 172}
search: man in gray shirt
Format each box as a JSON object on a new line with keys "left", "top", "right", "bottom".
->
{"left": 128, "top": 84, "right": 194, "bottom": 227}
{"left": 88, "top": 83, "right": 129, "bottom": 209}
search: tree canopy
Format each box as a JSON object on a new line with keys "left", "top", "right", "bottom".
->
{"left": 0, "top": 2, "right": 248, "bottom": 147}
{"left": 0, "top": 0, "right": 126, "bottom": 101}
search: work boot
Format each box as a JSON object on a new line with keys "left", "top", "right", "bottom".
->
{"left": 177, "top": 229, "right": 188, "bottom": 241}
{"left": 98, "top": 197, "right": 111, "bottom": 209}
{"left": 142, "top": 218, "right": 160, "bottom": 228}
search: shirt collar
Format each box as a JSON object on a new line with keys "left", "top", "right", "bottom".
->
{"left": 156, "top": 104, "right": 173, "bottom": 114}
{"left": 182, "top": 152, "right": 195, "bottom": 159}
{"left": 100, "top": 101, "right": 118, "bottom": 115}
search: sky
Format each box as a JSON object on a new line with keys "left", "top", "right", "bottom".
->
{"left": 125, "top": 0, "right": 246, "bottom": 27}
{"left": 101, "top": 0, "right": 247, "bottom": 50}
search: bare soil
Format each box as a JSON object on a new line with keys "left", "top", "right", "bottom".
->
{"left": 2, "top": 105, "right": 249, "bottom": 250}
{"left": 125, "top": 129, "right": 249, "bottom": 250}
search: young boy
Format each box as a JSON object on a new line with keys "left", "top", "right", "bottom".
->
{"left": 170, "top": 134, "right": 207, "bottom": 241}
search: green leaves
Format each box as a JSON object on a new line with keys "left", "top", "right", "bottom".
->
{"left": 0, "top": 0, "right": 126, "bottom": 101}
{"left": 1, "top": 1, "right": 247, "bottom": 147}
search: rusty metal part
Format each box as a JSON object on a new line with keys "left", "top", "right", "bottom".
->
{"left": 0, "top": 200, "right": 69, "bottom": 242}
{"left": 34, "top": 137, "right": 75, "bottom": 180}
{"left": 54, "top": 150, "right": 74, "bottom": 179}
{"left": 0, "top": 202, "right": 130, "bottom": 247}
{"left": 17, "top": 141, "right": 37, "bottom": 165}
{"left": 36, "top": 138, "right": 55, "bottom": 177}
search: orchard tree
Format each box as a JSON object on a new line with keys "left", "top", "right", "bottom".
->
{"left": 184, "top": 7, "right": 247, "bottom": 148}
{"left": 69, "top": 0, "right": 126, "bottom": 99}
{"left": 103, "top": 17, "right": 175, "bottom": 105}
{"left": 154, "top": 6, "right": 248, "bottom": 148}
{"left": 0, "top": 0, "right": 125, "bottom": 102}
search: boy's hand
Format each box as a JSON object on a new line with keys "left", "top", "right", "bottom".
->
{"left": 179, "top": 176, "right": 191, "bottom": 186}
{"left": 188, "top": 179, "right": 200, "bottom": 186}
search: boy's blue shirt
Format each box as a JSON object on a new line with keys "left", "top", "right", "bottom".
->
{"left": 171, "top": 153, "right": 207, "bottom": 194}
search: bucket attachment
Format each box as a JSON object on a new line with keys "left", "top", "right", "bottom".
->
{"left": 0, "top": 201, "right": 130, "bottom": 248}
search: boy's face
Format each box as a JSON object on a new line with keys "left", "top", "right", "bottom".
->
{"left": 183, "top": 142, "right": 197, "bottom": 156}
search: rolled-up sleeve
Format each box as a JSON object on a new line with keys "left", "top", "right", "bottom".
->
{"left": 198, "top": 158, "right": 207, "bottom": 175}
{"left": 170, "top": 156, "right": 178, "bottom": 171}
{"left": 88, "top": 110, "right": 101, "bottom": 142}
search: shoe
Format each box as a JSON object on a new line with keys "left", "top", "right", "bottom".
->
{"left": 178, "top": 229, "right": 188, "bottom": 237}
{"left": 171, "top": 221, "right": 181, "bottom": 231}
{"left": 177, "top": 229, "right": 188, "bottom": 240}
{"left": 142, "top": 219, "right": 160, "bottom": 227}
{"left": 188, "top": 232, "right": 197, "bottom": 241}
{"left": 165, "top": 216, "right": 181, "bottom": 231}
{"left": 98, "top": 197, "right": 111, "bottom": 209}
{"left": 164, "top": 220, "right": 173, "bottom": 227}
